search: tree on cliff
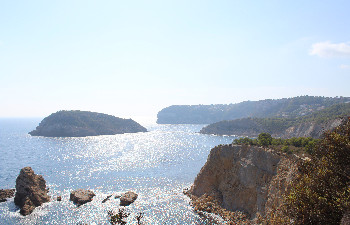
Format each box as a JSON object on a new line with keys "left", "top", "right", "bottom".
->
{"left": 257, "top": 133, "right": 272, "bottom": 147}
{"left": 285, "top": 118, "right": 350, "bottom": 224}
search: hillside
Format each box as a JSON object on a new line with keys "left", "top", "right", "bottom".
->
{"left": 157, "top": 96, "right": 350, "bottom": 124}
{"left": 200, "top": 103, "right": 350, "bottom": 138}
{"left": 29, "top": 110, "right": 147, "bottom": 137}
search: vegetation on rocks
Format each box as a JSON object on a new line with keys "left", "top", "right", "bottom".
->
{"left": 200, "top": 103, "right": 350, "bottom": 138}
{"left": 29, "top": 110, "right": 147, "bottom": 137}
{"left": 233, "top": 133, "right": 319, "bottom": 155}
{"left": 158, "top": 96, "right": 350, "bottom": 124}
{"left": 284, "top": 118, "right": 350, "bottom": 224}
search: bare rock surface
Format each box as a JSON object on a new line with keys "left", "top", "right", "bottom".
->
{"left": 70, "top": 189, "right": 95, "bottom": 206}
{"left": 14, "top": 167, "right": 50, "bottom": 216}
{"left": 0, "top": 189, "right": 15, "bottom": 202}
{"left": 120, "top": 191, "right": 138, "bottom": 206}
{"left": 187, "top": 144, "right": 297, "bottom": 220}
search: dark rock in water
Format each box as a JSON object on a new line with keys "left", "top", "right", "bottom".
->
{"left": 29, "top": 110, "right": 147, "bottom": 137}
{"left": 70, "top": 189, "right": 95, "bottom": 206}
{"left": 0, "top": 189, "right": 15, "bottom": 202}
{"left": 102, "top": 195, "right": 112, "bottom": 203}
{"left": 57, "top": 196, "right": 62, "bottom": 201}
{"left": 14, "top": 167, "right": 50, "bottom": 216}
{"left": 120, "top": 191, "right": 138, "bottom": 206}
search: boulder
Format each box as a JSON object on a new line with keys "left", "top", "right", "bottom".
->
{"left": 70, "top": 189, "right": 95, "bottom": 206}
{"left": 14, "top": 167, "right": 50, "bottom": 216}
{"left": 0, "top": 189, "right": 15, "bottom": 202}
{"left": 120, "top": 191, "right": 138, "bottom": 206}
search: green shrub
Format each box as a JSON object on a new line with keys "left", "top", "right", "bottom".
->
{"left": 257, "top": 133, "right": 272, "bottom": 147}
{"left": 285, "top": 119, "right": 350, "bottom": 224}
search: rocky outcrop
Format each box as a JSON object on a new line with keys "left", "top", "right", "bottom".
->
{"left": 14, "top": 167, "right": 50, "bottom": 216}
{"left": 281, "top": 118, "right": 342, "bottom": 138}
{"left": 70, "top": 189, "right": 95, "bottom": 206}
{"left": 187, "top": 144, "right": 297, "bottom": 220}
{"left": 120, "top": 191, "right": 138, "bottom": 206}
{"left": 29, "top": 110, "right": 147, "bottom": 137}
{"left": 0, "top": 189, "right": 15, "bottom": 202}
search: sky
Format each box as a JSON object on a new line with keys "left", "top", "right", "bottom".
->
{"left": 1, "top": 0, "right": 350, "bottom": 121}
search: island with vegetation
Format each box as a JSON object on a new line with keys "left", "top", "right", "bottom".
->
{"left": 157, "top": 96, "right": 350, "bottom": 124}
{"left": 200, "top": 102, "right": 350, "bottom": 138}
{"left": 29, "top": 110, "right": 147, "bottom": 137}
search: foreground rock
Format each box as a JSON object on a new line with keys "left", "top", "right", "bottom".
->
{"left": 29, "top": 110, "right": 147, "bottom": 137}
{"left": 120, "top": 191, "right": 138, "bottom": 206}
{"left": 186, "top": 144, "right": 297, "bottom": 222}
{"left": 0, "top": 189, "right": 15, "bottom": 202}
{"left": 70, "top": 189, "right": 95, "bottom": 206}
{"left": 14, "top": 167, "right": 50, "bottom": 216}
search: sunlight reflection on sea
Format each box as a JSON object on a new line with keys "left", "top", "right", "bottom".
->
{"left": 0, "top": 119, "right": 235, "bottom": 224}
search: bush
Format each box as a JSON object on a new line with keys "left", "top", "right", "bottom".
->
{"left": 257, "top": 133, "right": 272, "bottom": 147}
{"left": 285, "top": 119, "right": 350, "bottom": 224}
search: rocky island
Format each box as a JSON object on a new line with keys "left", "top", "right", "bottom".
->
{"left": 29, "top": 110, "right": 147, "bottom": 137}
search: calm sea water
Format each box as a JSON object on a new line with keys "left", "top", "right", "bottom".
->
{"left": 0, "top": 118, "right": 235, "bottom": 224}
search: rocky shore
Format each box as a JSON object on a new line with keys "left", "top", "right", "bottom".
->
{"left": 0, "top": 167, "right": 139, "bottom": 216}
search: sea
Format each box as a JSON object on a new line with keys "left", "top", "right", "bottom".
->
{"left": 0, "top": 118, "right": 236, "bottom": 225}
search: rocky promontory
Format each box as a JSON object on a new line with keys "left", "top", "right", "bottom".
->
{"left": 29, "top": 110, "right": 147, "bottom": 137}
{"left": 186, "top": 144, "right": 298, "bottom": 222}
{"left": 157, "top": 96, "right": 350, "bottom": 124}
{"left": 200, "top": 103, "right": 350, "bottom": 138}
{"left": 14, "top": 167, "right": 50, "bottom": 216}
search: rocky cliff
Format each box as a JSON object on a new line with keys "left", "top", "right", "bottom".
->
{"left": 200, "top": 117, "right": 343, "bottom": 139}
{"left": 187, "top": 144, "right": 298, "bottom": 222}
{"left": 29, "top": 110, "right": 147, "bottom": 137}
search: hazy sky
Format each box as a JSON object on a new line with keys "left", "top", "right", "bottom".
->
{"left": 1, "top": 1, "right": 350, "bottom": 121}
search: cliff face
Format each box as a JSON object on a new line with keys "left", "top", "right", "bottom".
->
{"left": 187, "top": 144, "right": 297, "bottom": 220}
{"left": 280, "top": 118, "right": 342, "bottom": 138}
{"left": 200, "top": 117, "right": 343, "bottom": 139}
